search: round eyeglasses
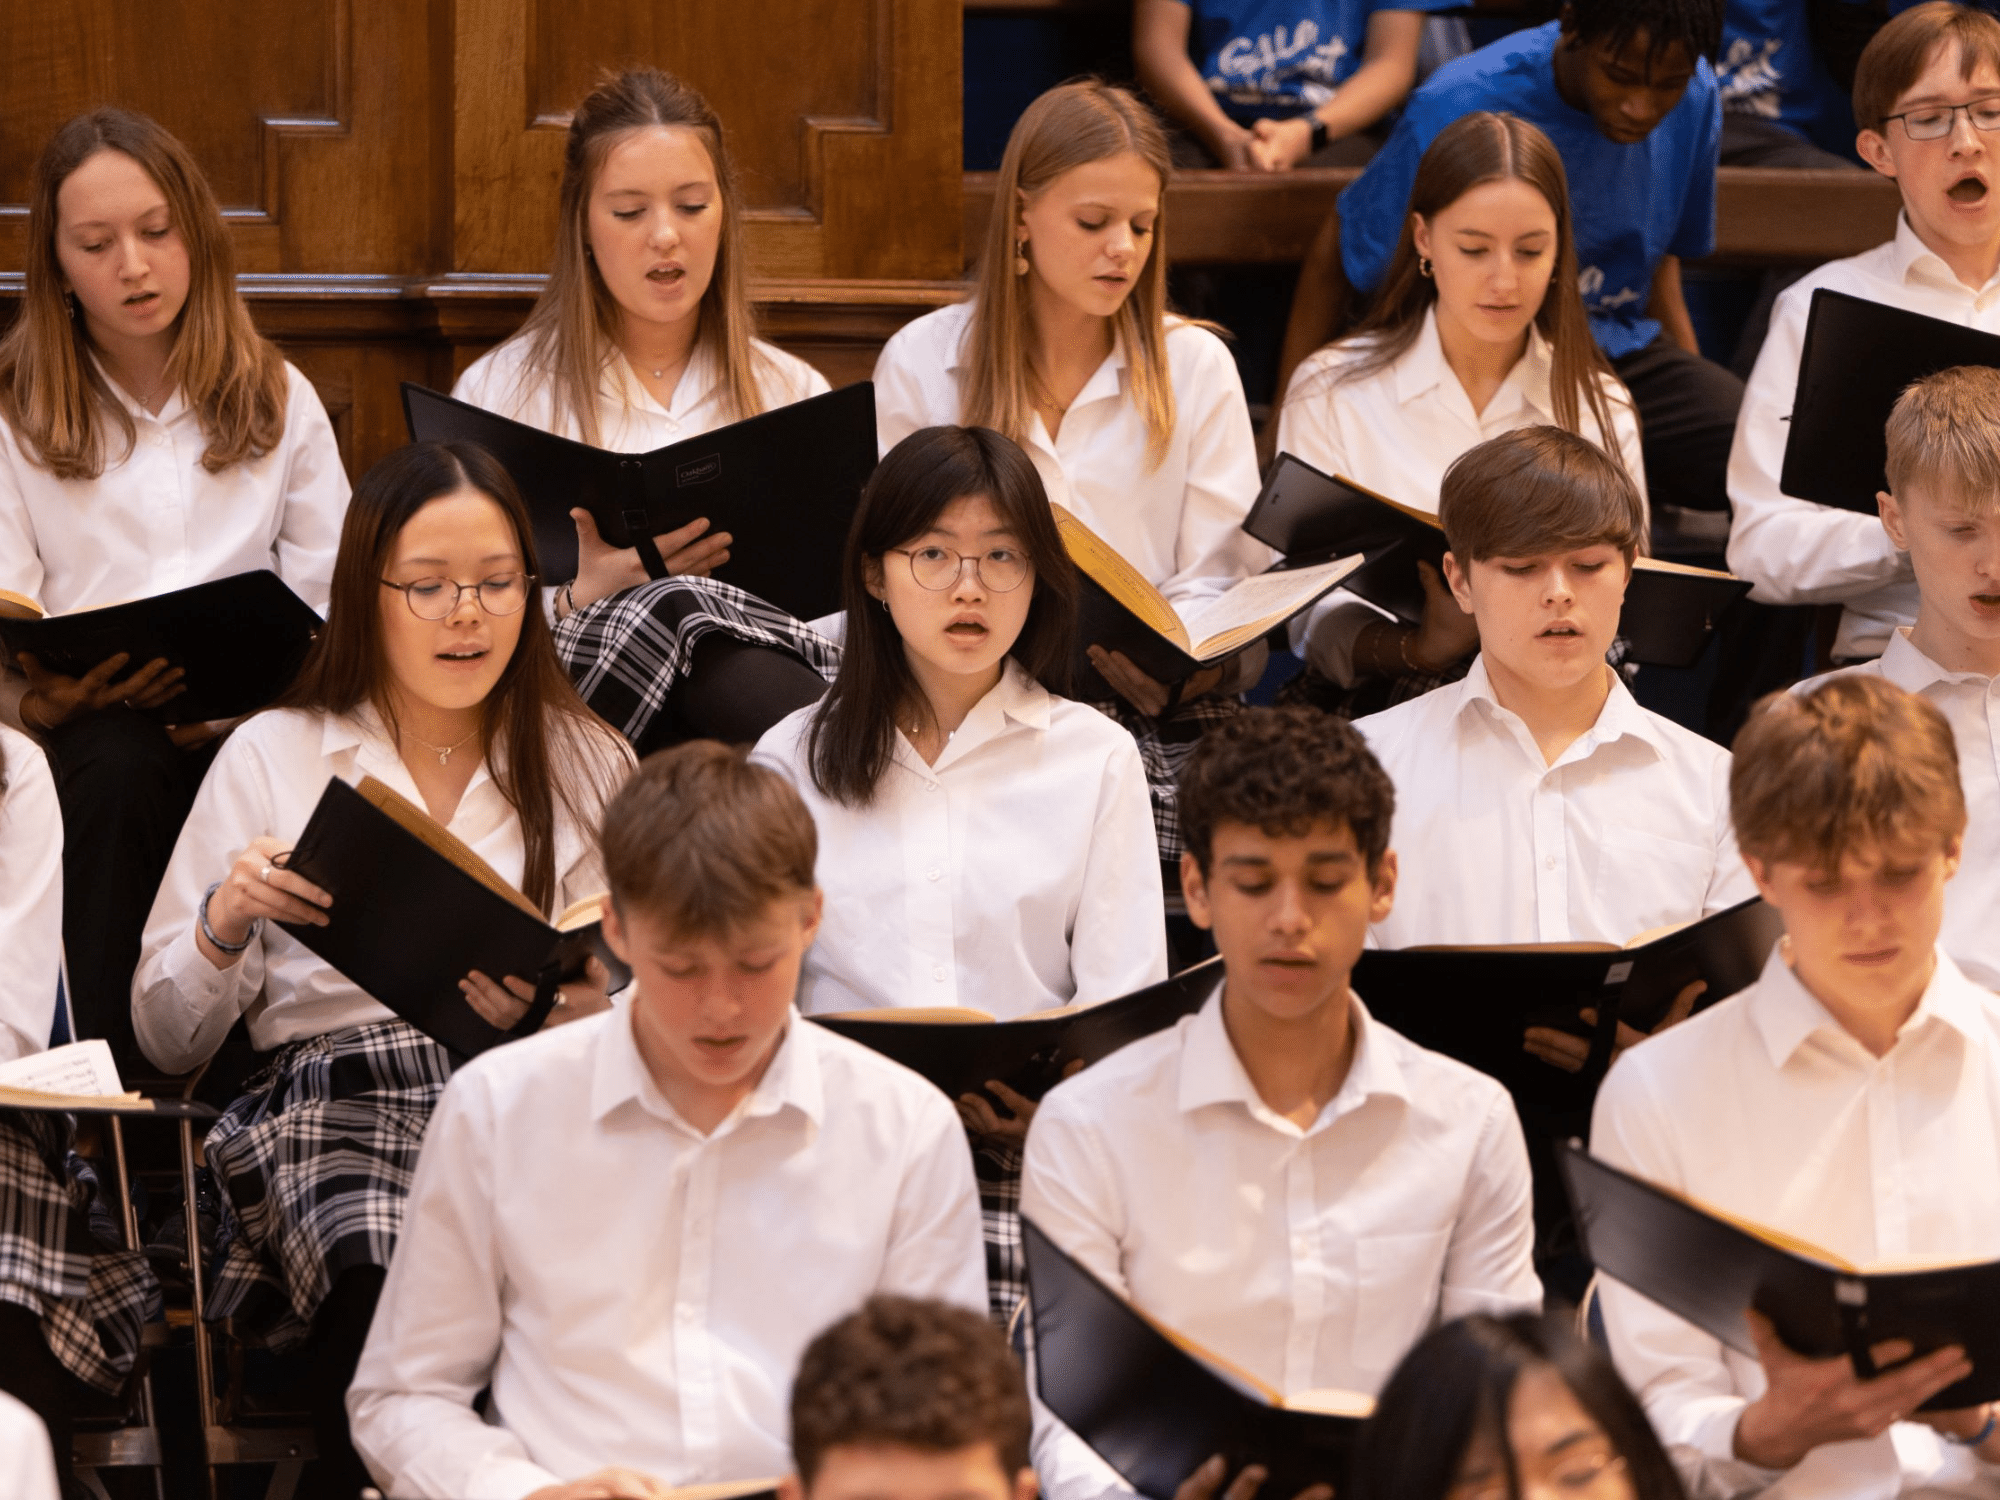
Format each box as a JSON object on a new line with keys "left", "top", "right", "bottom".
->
{"left": 1884, "top": 96, "right": 2000, "bottom": 140}
{"left": 886, "top": 545, "right": 1030, "bottom": 593}
{"left": 379, "top": 573, "right": 535, "bottom": 621}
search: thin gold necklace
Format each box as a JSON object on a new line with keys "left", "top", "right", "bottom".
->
{"left": 405, "top": 728, "right": 479, "bottom": 767}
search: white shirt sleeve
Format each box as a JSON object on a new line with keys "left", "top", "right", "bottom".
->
{"left": 879, "top": 1086, "right": 991, "bottom": 1313}
{"left": 0, "top": 428, "right": 48, "bottom": 606}
{"left": 0, "top": 1392, "right": 60, "bottom": 1500}
{"left": 0, "top": 730, "right": 61, "bottom": 1062}
{"left": 1067, "top": 737, "right": 1168, "bottom": 1007}
{"left": 271, "top": 365, "right": 350, "bottom": 616}
{"left": 1724, "top": 289, "right": 1911, "bottom": 606}
{"left": 872, "top": 321, "right": 956, "bottom": 459}
{"left": 1160, "top": 332, "right": 1266, "bottom": 609}
{"left": 1021, "top": 1092, "right": 1143, "bottom": 1500}
{"left": 130, "top": 733, "right": 277, "bottom": 1075}
{"left": 1591, "top": 1062, "right": 1784, "bottom": 1498}
{"left": 1436, "top": 1087, "right": 1542, "bottom": 1321}
{"left": 347, "top": 1073, "right": 563, "bottom": 1500}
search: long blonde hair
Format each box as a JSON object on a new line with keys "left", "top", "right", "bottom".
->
{"left": 507, "top": 67, "right": 766, "bottom": 446}
{"left": 964, "top": 81, "right": 1178, "bottom": 469}
{"left": 1295, "top": 113, "right": 1629, "bottom": 470}
{"left": 0, "top": 108, "right": 288, "bottom": 481}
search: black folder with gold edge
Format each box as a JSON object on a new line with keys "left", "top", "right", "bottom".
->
{"left": 1781, "top": 289, "right": 2000, "bottom": 515}
{"left": 1056, "top": 500, "right": 1363, "bottom": 687}
{"left": 811, "top": 957, "right": 1222, "bottom": 1103}
{"left": 1560, "top": 1142, "right": 2000, "bottom": 1410}
{"left": 277, "top": 776, "right": 627, "bottom": 1058}
{"left": 400, "top": 381, "right": 876, "bottom": 621}
{"left": 1353, "top": 897, "right": 1783, "bottom": 1116}
{"left": 0, "top": 570, "right": 319, "bottom": 723}
{"left": 1243, "top": 453, "right": 1751, "bottom": 669}
{"left": 1025, "top": 1216, "right": 1370, "bottom": 1499}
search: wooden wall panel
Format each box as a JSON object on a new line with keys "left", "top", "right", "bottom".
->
{"left": 0, "top": 0, "right": 436, "bottom": 274}
{"left": 448, "top": 0, "right": 962, "bottom": 278}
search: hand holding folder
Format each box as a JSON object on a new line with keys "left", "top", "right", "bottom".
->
{"left": 276, "top": 776, "right": 627, "bottom": 1057}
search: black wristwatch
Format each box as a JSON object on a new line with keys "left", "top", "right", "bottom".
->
{"left": 1307, "top": 114, "right": 1330, "bottom": 153}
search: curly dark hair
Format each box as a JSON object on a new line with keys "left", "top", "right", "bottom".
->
{"left": 1565, "top": 0, "right": 1725, "bottom": 64}
{"left": 1176, "top": 706, "right": 1396, "bottom": 875}
{"left": 790, "top": 1296, "right": 1032, "bottom": 1485}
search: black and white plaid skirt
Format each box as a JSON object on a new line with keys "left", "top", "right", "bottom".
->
{"left": 203, "top": 1019, "right": 454, "bottom": 1348}
{"left": 0, "top": 1109, "right": 161, "bottom": 1393}
{"left": 553, "top": 576, "right": 842, "bottom": 749}
{"left": 1087, "top": 694, "right": 1243, "bottom": 864}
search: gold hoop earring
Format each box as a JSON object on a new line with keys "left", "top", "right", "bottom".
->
{"left": 1014, "top": 237, "right": 1030, "bottom": 277}
{"left": 1418, "top": 256, "right": 1434, "bottom": 279}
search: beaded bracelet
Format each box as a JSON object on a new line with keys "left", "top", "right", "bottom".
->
{"left": 199, "top": 881, "right": 259, "bottom": 955}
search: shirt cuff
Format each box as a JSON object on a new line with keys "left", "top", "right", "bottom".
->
{"left": 1682, "top": 1395, "right": 1788, "bottom": 1495}
{"left": 463, "top": 1452, "right": 567, "bottom": 1500}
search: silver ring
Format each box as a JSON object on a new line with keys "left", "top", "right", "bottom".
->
{"left": 259, "top": 863, "right": 273, "bottom": 884}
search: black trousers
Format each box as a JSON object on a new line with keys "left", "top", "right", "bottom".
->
{"left": 0, "top": 1301, "right": 89, "bottom": 1489}
{"left": 1719, "top": 111, "right": 1859, "bottom": 170}
{"left": 640, "top": 630, "right": 830, "bottom": 757}
{"left": 43, "top": 708, "right": 216, "bottom": 1077}
{"left": 1609, "top": 334, "right": 1745, "bottom": 528}
{"left": 299, "top": 1265, "right": 387, "bottom": 1500}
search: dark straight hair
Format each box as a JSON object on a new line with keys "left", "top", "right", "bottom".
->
{"left": 275, "top": 440, "right": 626, "bottom": 912}
{"left": 807, "top": 425, "right": 1078, "bottom": 808}
{"left": 1347, "top": 1312, "right": 1686, "bottom": 1500}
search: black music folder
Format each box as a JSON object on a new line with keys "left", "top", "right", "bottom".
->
{"left": 1561, "top": 1143, "right": 2000, "bottom": 1410}
{"left": 401, "top": 380, "right": 877, "bottom": 621}
{"left": 811, "top": 957, "right": 1222, "bottom": 1103}
{"left": 1781, "top": 289, "right": 2000, "bottom": 515}
{"left": 1025, "top": 1217, "right": 1369, "bottom": 1499}
{"left": 277, "top": 776, "right": 626, "bottom": 1058}
{"left": 1244, "top": 453, "right": 1750, "bottom": 669}
{"left": 1353, "top": 897, "right": 1783, "bottom": 1115}
{"left": 0, "top": 570, "right": 319, "bottom": 722}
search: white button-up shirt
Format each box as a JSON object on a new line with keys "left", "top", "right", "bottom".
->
{"left": 872, "top": 300, "right": 1268, "bottom": 608}
{"left": 347, "top": 1003, "right": 987, "bottom": 1500}
{"left": 1022, "top": 988, "right": 1541, "bottom": 1500}
{"left": 1594, "top": 946, "right": 2000, "bottom": 1499}
{"left": 453, "top": 334, "right": 829, "bottom": 451}
{"left": 1356, "top": 658, "right": 1755, "bottom": 947}
{"left": 0, "top": 726, "right": 61, "bottom": 1062}
{"left": 1806, "top": 631, "right": 2000, "bottom": 994}
{"left": 1727, "top": 217, "right": 2000, "bottom": 662}
{"left": 0, "top": 361, "right": 347, "bottom": 616}
{"left": 1275, "top": 309, "right": 1647, "bottom": 684}
{"left": 754, "top": 660, "right": 1166, "bottom": 1019}
{"left": 131, "top": 708, "right": 630, "bottom": 1074}
{"left": 0, "top": 1391, "right": 59, "bottom": 1500}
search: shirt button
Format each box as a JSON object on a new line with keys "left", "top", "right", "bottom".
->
{"left": 1544, "top": 856, "right": 1558, "bottom": 870}
{"left": 925, "top": 867, "right": 942, "bottom": 882}
{"left": 932, "top": 965, "right": 947, "bottom": 982}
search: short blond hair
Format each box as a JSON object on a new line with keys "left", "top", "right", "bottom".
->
{"left": 1884, "top": 365, "right": 2000, "bottom": 516}
{"left": 1731, "top": 676, "right": 1965, "bottom": 872}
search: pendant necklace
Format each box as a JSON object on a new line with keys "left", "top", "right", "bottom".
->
{"left": 406, "top": 729, "right": 479, "bottom": 767}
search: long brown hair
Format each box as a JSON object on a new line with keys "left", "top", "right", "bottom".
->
{"left": 1296, "top": 113, "right": 1628, "bottom": 467}
{"left": 808, "top": 426, "right": 1078, "bottom": 808}
{"left": 503, "top": 67, "right": 766, "bottom": 446}
{"left": 276, "top": 442, "right": 628, "bottom": 912}
{"left": 0, "top": 108, "right": 288, "bottom": 481}
{"left": 964, "top": 81, "right": 1179, "bottom": 469}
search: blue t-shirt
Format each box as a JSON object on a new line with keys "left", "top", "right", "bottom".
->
{"left": 1183, "top": 0, "right": 1448, "bottom": 124}
{"left": 1337, "top": 21, "right": 1722, "bottom": 358}
{"left": 1716, "top": 0, "right": 1857, "bottom": 156}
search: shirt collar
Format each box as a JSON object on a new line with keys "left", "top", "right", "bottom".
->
{"left": 89, "top": 352, "right": 188, "bottom": 425}
{"left": 1453, "top": 655, "right": 1671, "bottom": 767}
{"left": 1748, "top": 942, "right": 1990, "bottom": 1068}
{"left": 1395, "top": 307, "right": 1554, "bottom": 421}
{"left": 1875, "top": 626, "right": 1990, "bottom": 690}
{"left": 897, "top": 659, "right": 1052, "bottom": 778}
{"left": 590, "top": 999, "right": 826, "bottom": 1133}
{"left": 944, "top": 303, "right": 1130, "bottom": 405}
{"left": 1176, "top": 983, "right": 1410, "bottom": 1133}
{"left": 606, "top": 340, "right": 723, "bottom": 420}
{"left": 317, "top": 706, "right": 497, "bottom": 807}
{"left": 1890, "top": 212, "right": 2000, "bottom": 295}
